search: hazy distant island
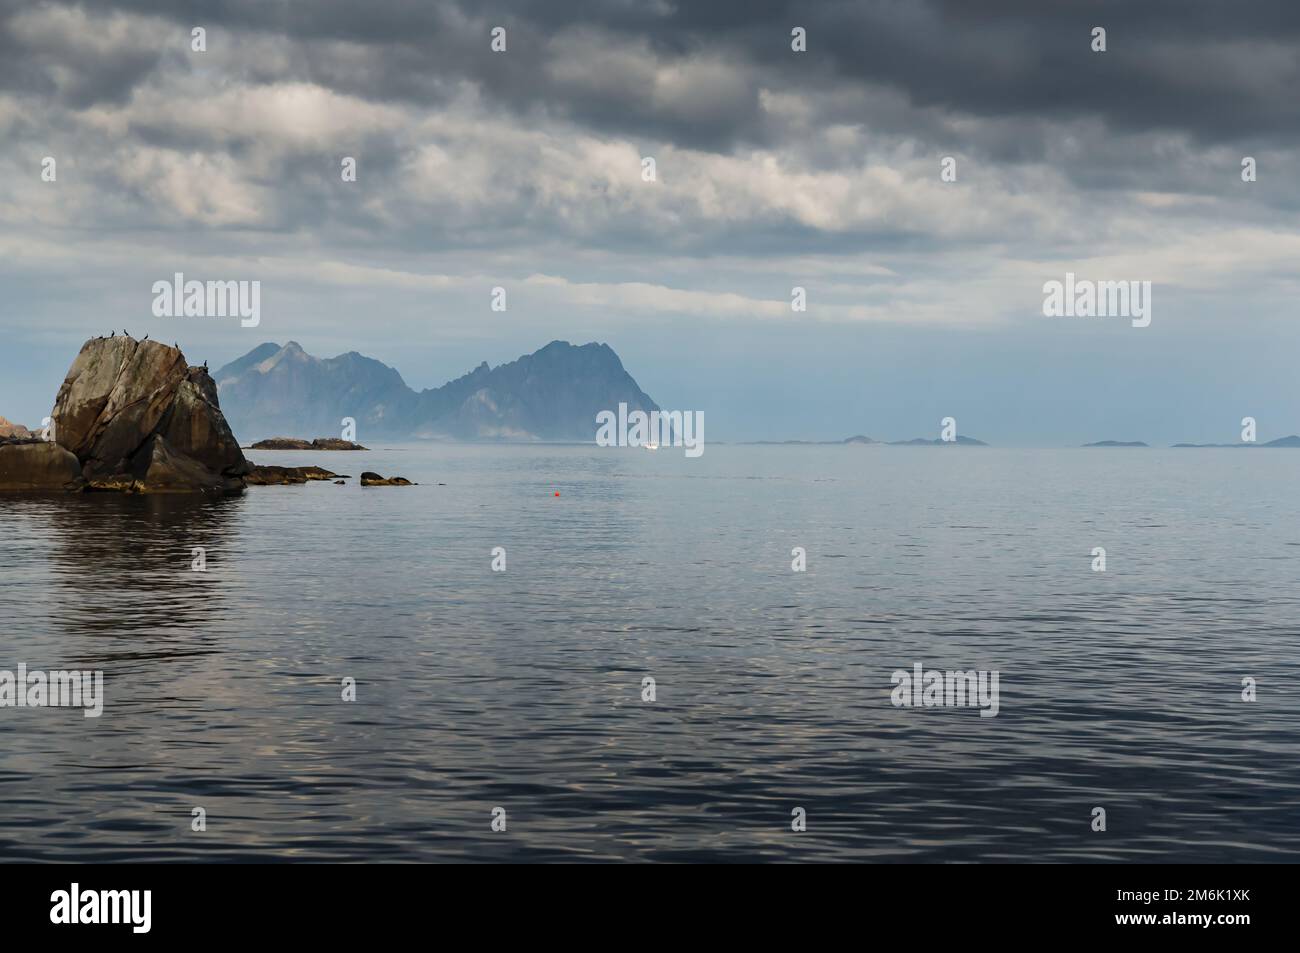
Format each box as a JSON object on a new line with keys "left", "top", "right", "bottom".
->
{"left": 742, "top": 434, "right": 990, "bottom": 446}
{"left": 887, "top": 435, "right": 989, "bottom": 446}
{"left": 1083, "top": 440, "right": 1149, "bottom": 447}
{"left": 1172, "top": 436, "right": 1300, "bottom": 448}
{"left": 744, "top": 437, "right": 872, "bottom": 445}
{"left": 215, "top": 340, "right": 658, "bottom": 443}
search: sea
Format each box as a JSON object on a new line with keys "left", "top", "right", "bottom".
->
{"left": 1, "top": 444, "right": 1298, "bottom": 862}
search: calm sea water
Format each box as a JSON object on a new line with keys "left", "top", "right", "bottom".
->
{"left": 1, "top": 445, "right": 1298, "bottom": 862}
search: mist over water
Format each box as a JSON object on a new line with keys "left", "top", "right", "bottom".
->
{"left": 1, "top": 445, "right": 1298, "bottom": 862}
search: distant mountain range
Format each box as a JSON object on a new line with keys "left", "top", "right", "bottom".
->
{"left": 214, "top": 340, "right": 659, "bottom": 442}
{"left": 0, "top": 415, "right": 33, "bottom": 438}
{"left": 209, "top": 339, "right": 1300, "bottom": 448}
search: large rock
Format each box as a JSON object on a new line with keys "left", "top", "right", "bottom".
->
{"left": 0, "top": 439, "right": 85, "bottom": 491}
{"left": 53, "top": 337, "right": 184, "bottom": 474}
{"left": 158, "top": 372, "right": 248, "bottom": 477}
{"left": 127, "top": 434, "right": 240, "bottom": 494}
{"left": 49, "top": 336, "right": 250, "bottom": 493}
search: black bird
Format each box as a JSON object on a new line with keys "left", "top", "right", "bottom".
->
{"left": 141, "top": 334, "right": 149, "bottom": 342}
{"left": 110, "top": 331, "right": 115, "bottom": 337}
{"left": 122, "top": 329, "right": 128, "bottom": 336}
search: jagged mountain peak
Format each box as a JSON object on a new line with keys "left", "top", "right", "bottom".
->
{"left": 213, "top": 340, "right": 658, "bottom": 443}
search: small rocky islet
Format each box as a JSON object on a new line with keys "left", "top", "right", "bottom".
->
{"left": 248, "top": 437, "right": 368, "bottom": 450}
{"left": 0, "top": 336, "right": 412, "bottom": 494}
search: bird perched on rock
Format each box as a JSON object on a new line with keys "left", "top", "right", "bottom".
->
{"left": 110, "top": 331, "right": 115, "bottom": 337}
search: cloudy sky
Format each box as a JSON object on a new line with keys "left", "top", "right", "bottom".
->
{"left": 2, "top": 0, "right": 1298, "bottom": 443}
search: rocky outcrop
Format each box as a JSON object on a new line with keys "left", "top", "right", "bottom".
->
{"left": 359, "top": 471, "right": 413, "bottom": 486}
{"left": 0, "top": 438, "right": 85, "bottom": 491}
{"left": 249, "top": 437, "right": 368, "bottom": 450}
{"left": 48, "top": 336, "right": 250, "bottom": 494}
{"left": 245, "top": 465, "right": 346, "bottom": 485}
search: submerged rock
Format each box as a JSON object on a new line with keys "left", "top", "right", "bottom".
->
{"left": 0, "top": 438, "right": 85, "bottom": 491}
{"left": 359, "top": 471, "right": 413, "bottom": 486}
{"left": 49, "top": 336, "right": 249, "bottom": 494}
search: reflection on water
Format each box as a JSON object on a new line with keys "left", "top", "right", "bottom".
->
{"left": 1, "top": 446, "right": 1299, "bottom": 861}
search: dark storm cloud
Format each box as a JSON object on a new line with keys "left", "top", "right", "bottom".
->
{"left": 808, "top": 0, "right": 1300, "bottom": 145}
{"left": 3, "top": 0, "right": 1297, "bottom": 274}
{"left": 0, "top": 1, "right": 165, "bottom": 108}
{"left": 9, "top": 0, "right": 1297, "bottom": 153}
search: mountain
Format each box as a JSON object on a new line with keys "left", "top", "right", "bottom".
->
{"left": 0, "top": 416, "right": 33, "bottom": 438}
{"left": 1083, "top": 440, "right": 1148, "bottom": 447}
{"left": 214, "top": 340, "right": 659, "bottom": 443}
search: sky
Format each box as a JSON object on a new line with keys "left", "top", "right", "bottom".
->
{"left": 2, "top": 0, "right": 1299, "bottom": 444}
